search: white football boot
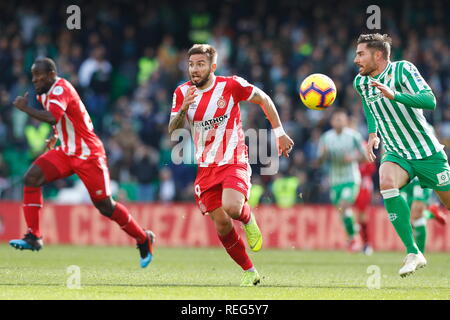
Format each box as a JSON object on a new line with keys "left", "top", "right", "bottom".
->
{"left": 398, "top": 252, "right": 427, "bottom": 278}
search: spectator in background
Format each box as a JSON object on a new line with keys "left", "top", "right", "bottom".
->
{"left": 0, "top": 37, "right": 13, "bottom": 89}
{"left": 78, "top": 45, "right": 112, "bottom": 130}
{"left": 248, "top": 175, "right": 265, "bottom": 208}
{"left": 24, "top": 32, "right": 57, "bottom": 71}
{"left": 158, "top": 167, "right": 175, "bottom": 202}
{"left": 0, "top": 154, "right": 11, "bottom": 198}
{"left": 137, "top": 100, "right": 161, "bottom": 149}
{"left": 137, "top": 47, "right": 159, "bottom": 86}
{"left": 24, "top": 118, "right": 51, "bottom": 158}
{"left": 271, "top": 171, "right": 302, "bottom": 208}
{"left": 17, "top": 6, "right": 41, "bottom": 45}
{"left": 157, "top": 34, "right": 178, "bottom": 75}
{"left": 131, "top": 144, "right": 159, "bottom": 202}
{"left": 9, "top": 75, "right": 32, "bottom": 142}
{"left": 0, "top": 114, "right": 8, "bottom": 149}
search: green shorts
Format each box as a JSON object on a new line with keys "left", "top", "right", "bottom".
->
{"left": 382, "top": 150, "right": 450, "bottom": 191}
{"left": 330, "top": 182, "right": 360, "bottom": 206}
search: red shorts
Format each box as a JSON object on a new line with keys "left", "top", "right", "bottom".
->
{"left": 194, "top": 163, "right": 251, "bottom": 214}
{"left": 354, "top": 187, "right": 372, "bottom": 212}
{"left": 34, "top": 148, "right": 111, "bottom": 201}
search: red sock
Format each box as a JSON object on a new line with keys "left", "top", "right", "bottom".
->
{"left": 359, "top": 222, "right": 369, "bottom": 245}
{"left": 23, "top": 186, "right": 43, "bottom": 238}
{"left": 234, "top": 203, "right": 251, "bottom": 224}
{"left": 110, "top": 202, "right": 147, "bottom": 244}
{"left": 218, "top": 227, "right": 253, "bottom": 271}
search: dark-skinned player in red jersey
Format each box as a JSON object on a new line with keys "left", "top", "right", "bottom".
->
{"left": 9, "top": 58, "right": 155, "bottom": 268}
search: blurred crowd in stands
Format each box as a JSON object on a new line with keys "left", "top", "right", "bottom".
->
{"left": 0, "top": 0, "right": 449, "bottom": 207}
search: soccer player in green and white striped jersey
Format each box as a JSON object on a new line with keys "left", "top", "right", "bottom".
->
{"left": 318, "top": 110, "right": 367, "bottom": 251}
{"left": 353, "top": 33, "right": 450, "bottom": 277}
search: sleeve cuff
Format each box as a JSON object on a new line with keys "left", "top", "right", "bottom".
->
{"left": 246, "top": 86, "right": 256, "bottom": 101}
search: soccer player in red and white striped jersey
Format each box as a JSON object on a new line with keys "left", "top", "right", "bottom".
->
{"left": 169, "top": 44, "right": 294, "bottom": 286}
{"left": 9, "top": 58, "right": 155, "bottom": 268}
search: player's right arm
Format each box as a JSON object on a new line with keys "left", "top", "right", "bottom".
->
{"left": 168, "top": 86, "right": 197, "bottom": 135}
{"left": 13, "top": 92, "right": 57, "bottom": 125}
{"left": 248, "top": 86, "right": 294, "bottom": 157}
{"left": 354, "top": 77, "right": 379, "bottom": 162}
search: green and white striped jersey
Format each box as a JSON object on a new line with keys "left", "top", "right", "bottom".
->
{"left": 354, "top": 60, "right": 443, "bottom": 160}
{"left": 319, "top": 128, "right": 365, "bottom": 186}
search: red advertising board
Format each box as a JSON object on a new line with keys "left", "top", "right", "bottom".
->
{"left": 0, "top": 202, "right": 449, "bottom": 251}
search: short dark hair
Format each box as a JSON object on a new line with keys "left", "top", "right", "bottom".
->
{"left": 33, "top": 57, "right": 57, "bottom": 73}
{"left": 187, "top": 44, "right": 217, "bottom": 65}
{"left": 332, "top": 108, "right": 348, "bottom": 117}
{"left": 357, "top": 33, "right": 392, "bottom": 60}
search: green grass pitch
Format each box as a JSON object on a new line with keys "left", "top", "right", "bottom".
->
{"left": 0, "top": 244, "right": 448, "bottom": 300}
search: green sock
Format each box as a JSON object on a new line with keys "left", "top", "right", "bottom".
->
{"left": 342, "top": 209, "right": 355, "bottom": 238}
{"left": 381, "top": 189, "right": 419, "bottom": 254}
{"left": 413, "top": 217, "right": 427, "bottom": 253}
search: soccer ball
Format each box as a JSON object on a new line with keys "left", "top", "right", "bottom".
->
{"left": 299, "top": 73, "right": 337, "bottom": 110}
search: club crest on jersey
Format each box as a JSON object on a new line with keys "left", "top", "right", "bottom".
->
{"left": 217, "top": 96, "right": 226, "bottom": 109}
{"left": 53, "top": 86, "right": 64, "bottom": 95}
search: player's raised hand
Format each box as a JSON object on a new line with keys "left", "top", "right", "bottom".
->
{"left": 370, "top": 81, "right": 395, "bottom": 100}
{"left": 366, "top": 133, "right": 380, "bottom": 162}
{"left": 181, "top": 86, "right": 198, "bottom": 112}
{"left": 13, "top": 92, "right": 29, "bottom": 111}
{"left": 277, "top": 134, "right": 294, "bottom": 157}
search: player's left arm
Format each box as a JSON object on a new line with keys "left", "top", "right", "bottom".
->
{"left": 370, "top": 62, "right": 436, "bottom": 110}
{"left": 249, "top": 87, "right": 294, "bottom": 157}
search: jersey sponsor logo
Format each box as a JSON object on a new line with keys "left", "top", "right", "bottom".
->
{"left": 194, "top": 114, "right": 229, "bottom": 131}
{"left": 407, "top": 63, "right": 423, "bottom": 83}
{"left": 436, "top": 171, "right": 450, "bottom": 187}
{"left": 413, "top": 72, "right": 423, "bottom": 83}
{"left": 53, "top": 86, "right": 64, "bottom": 95}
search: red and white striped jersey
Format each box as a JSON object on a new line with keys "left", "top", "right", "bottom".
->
{"left": 36, "top": 77, "right": 105, "bottom": 159}
{"left": 171, "top": 75, "right": 255, "bottom": 167}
